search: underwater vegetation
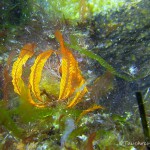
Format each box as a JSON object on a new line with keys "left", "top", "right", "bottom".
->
{"left": 11, "top": 30, "right": 101, "bottom": 109}
{"left": 0, "top": 30, "right": 105, "bottom": 149}
{"left": 0, "top": 30, "right": 149, "bottom": 149}
{"left": 0, "top": 0, "right": 150, "bottom": 149}
{"left": 31, "top": 0, "right": 142, "bottom": 23}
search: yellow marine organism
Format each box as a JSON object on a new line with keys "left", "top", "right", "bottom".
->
{"left": 12, "top": 43, "right": 35, "bottom": 95}
{"left": 55, "top": 30, "right": 88, "bottom": 107}
{"left": 11, "top": 31, "right": 103, "bottom": 121}
{"left": 11, "top": 31, "right": 88, "bottom": 108}
{"left": 29, "top": 50, "right": 54, "bottom": 102}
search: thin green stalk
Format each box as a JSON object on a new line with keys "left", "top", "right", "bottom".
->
{"left": 136, "top": 92, "right": 150, "bottom": 150}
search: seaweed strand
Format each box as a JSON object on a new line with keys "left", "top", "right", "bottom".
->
{"left": 136, "top": 92, "right": 150, "bottom": 150}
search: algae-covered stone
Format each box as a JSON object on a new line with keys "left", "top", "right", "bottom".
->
{"left": 83, "top": 0, "right": 150, "bottom": 113}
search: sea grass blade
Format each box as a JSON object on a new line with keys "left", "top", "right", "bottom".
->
{"left": 136, "top": 92, "right": 150, "bottom": 149}
{"left": 67, "top": 43, "right": 134, "bottom": 82}
{"left": 66, "top": 35, "right": 135, "bottom": 81}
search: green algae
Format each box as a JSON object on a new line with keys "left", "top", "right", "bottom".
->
{"left": 0, "top": 101, "right": 23, "bottom": 139}
{"left": 30, "top": 0, "right": 141, "bottom": 24}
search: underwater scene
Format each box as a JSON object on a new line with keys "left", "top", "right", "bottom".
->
{"left": 0, "top": 0, "right": 150, "bottom": 149}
